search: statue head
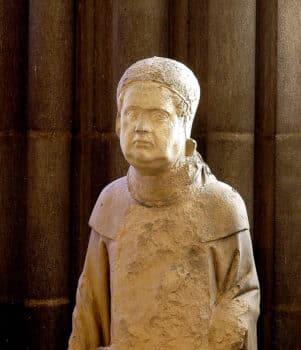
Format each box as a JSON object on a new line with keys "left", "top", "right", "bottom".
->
{"left": 116, "top": 57, "right": 201, "bottom": 174}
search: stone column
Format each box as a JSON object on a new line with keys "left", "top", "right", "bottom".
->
{"left": 254, "top": 1, "right": 277, "bottom": 348}
{"left": 71, "top": 0, "right": 95, "bottom": 294}
{"left": 0, "top": 1, "right": 28, "bottom": 347}
{"left": 26, "top": 1, "right": 74, "bottom": 348}
{"left": 274, "top": 1, "right": 301, "bottom": 348}
{"left": 206, "top": 0, "right": 256, "bottom": 226}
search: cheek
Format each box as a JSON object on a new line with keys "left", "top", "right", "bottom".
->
{"left": 166, "top": 124, "right": 186, "bottom": 153}
{"left": 120, "top": 120, "right": 133, "bottom": 141}
{"left": 120, "top": 118, "right": 129, "bottom": 131}
{"left": 161, "top": 122, "right": 182, "bottom": 142}
{"left": 154, "top": 125, "right": 172, "bottom": 148}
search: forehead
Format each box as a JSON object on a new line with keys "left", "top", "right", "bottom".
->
{"left": 121, "top": 82, "right": 177, "bottom": 113}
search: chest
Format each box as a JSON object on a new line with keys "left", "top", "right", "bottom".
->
{"left": 107, "top": 203, "right": 212, "bottom": 348}
{"left": 112, "top": 201, "right": 210, "bottom": 280}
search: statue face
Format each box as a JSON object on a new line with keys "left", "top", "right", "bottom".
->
{"left": 117, "top": 82, "right": 186, "bottom": 174}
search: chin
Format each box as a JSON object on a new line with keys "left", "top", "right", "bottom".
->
{"left": 125, "top": 153, "right": 176, "bottom": 175}
{"left": 124, "top": 149, "right": 150, "bottom": 163}
{"left": 126, "top": 155, "right": 155, "bottom": 169}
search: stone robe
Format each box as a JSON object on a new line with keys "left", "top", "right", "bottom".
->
{"left": 68, "top": 159, "right": 260, "bottom": 350}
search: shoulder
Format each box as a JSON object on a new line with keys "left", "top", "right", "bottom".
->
{"left": 196, "top": 179, "right": 250, "bottom": 242}
{"left": 88, "top": 176, "right": 133, "bottom": 239}
{"left": 96, "top": 176, "right": 129, "bottom": 202}
{"left": 201, "top": 179, "right": 248, "bottom": 222}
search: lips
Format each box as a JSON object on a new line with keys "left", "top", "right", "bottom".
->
{"left": 133, "top": 138, "right": 153, "bottom": 145}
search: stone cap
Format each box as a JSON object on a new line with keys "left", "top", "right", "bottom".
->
{"left": 117, "top": 56, "right": 201, "bottom": 120}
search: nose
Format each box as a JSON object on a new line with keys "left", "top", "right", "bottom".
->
{"left": 134, "top": 117, "right": 151, "bottom": 133}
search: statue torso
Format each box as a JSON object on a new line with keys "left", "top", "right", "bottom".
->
{"left": 89, "top": 159, "right": 250, "bottom": 350}
{"left": 108, "top": 197, "right": 211, "bottom": 350}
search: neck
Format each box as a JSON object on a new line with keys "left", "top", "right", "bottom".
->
{"left": 127, "top": 153, "right": 204, "bottom": 207}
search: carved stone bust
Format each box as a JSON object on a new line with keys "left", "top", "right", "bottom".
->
{"left": 68, "top": 57, "right": 260, "bottom": 350}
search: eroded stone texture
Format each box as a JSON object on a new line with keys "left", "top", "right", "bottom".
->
{"left": 68, "top": 57, "right": 260, "bottom": 350}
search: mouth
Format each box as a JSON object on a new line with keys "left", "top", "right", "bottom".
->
{"left": 133, "top": 138, "right": 153, "bottom": 146}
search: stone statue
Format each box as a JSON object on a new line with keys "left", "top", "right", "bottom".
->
{"left": 68, "top": 57, "right": 260, "bottom": 350}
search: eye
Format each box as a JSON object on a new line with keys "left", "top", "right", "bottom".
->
{"left": 152, "top": 111, "right": 169, "bottom": 121}
{"left": 125, "top": 109, "right": 137, "bottom": 120}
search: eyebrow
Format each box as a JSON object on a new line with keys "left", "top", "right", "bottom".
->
{"left": 124, "top": 105, "right": 171, "bottom": 115}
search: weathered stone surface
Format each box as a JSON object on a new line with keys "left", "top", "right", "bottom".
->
{"left": 69, "top": 58, "right": 259, "bottom": 350}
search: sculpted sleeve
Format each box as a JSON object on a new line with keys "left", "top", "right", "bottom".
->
{"left": 68, "top": 177, "right": 130, "bottom": 349}
{"left": 208, "top": 230, "right": 260, "bottom": 350}
{"left": 197, "top": 181, "right": 260, "bottom": 349}
{"left": 68, "top": 230, "right": 110, "bottom": 350}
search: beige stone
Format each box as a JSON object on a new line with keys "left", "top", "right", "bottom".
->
{"left": 68, "top": 57, "right": 260, "bottom": 349}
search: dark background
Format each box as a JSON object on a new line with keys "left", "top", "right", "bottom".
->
{"left": 0, "top": 1, "right": 300, "bottom": 349}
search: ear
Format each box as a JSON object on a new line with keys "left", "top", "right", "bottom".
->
{"left": 115, "top": 113, "right": 121, "bottom": 137}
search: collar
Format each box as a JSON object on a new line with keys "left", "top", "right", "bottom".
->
{"left": 127, "top": 152, "right": 207, "bottom": 207}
